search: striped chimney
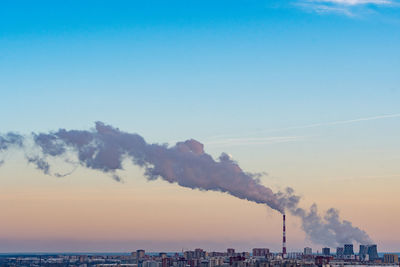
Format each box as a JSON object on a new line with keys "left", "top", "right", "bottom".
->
{"left": 282, "top": 214, "right": 287, "bottom": 258}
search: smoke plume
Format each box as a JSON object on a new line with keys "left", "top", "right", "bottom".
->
{"left": 290, "top": 205, "right": 371, "bottom": 247}
{"left": 0, "top": 122, "right": 372, "bottom": 247}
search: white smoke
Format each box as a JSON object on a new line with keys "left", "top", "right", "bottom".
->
{"left": 0, "top": 122, "right": 372, "bottom": 247}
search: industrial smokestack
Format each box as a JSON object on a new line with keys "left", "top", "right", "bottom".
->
{"left": 282, "top": 214, "right": 287, "bottom": 258}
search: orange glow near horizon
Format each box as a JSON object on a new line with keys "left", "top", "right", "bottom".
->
{"left": 1, "top": 158, "right": 399, "bottom": 252}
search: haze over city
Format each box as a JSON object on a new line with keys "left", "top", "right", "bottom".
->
{"left": 0, "top": 0, "right": 399, "bottom": 256}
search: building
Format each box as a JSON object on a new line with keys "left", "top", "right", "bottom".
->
{"left": 229, "top": 256, "right": 245, "bottom": 266}
{"left": 162, "top": 258, "right": 173, "bottom": 267}
{"left": 252, "top": 248, "right": 269, "bottom": 257}
{"left": 344, "top": 244, "right": 354, "bottom": 256}
{"left": 187, "top": 258, "right": 200, "bottom": 267}
{"left": 336, "top": 247, "right": 344, "bottom": 258}
{"left": 208, "top": 257, "right": 224, "bottom": 267}
{"left": 184, "top": 251, "right": 195, "bottom": 260}
{"left": 227, "top": 248, "right": 235, "bottom": 256}
{"left": 137, "top": 250, "right": 145, "bottom": 259}
{"left": 184, "top": 249, "right": 206, "bottom": 260}
{"left": 177, "top": 258, "right": 187, "bottom": 267}
{"left": 142, "top": 261, "right": 159, "bottom": 267}
{"left": 315, "top": 256, "right": 332, "bottom": 266}
{"left": 195, "top": 249, "right": 206, "bottom": 259}
{"left": 304, "top": 247, "right": 312, "bottom": 255}
{"left": 287, "top": 252, "right": 302, "bottom": 259}
{"left": 322, "top": 248, "right": 330, "bottom": 256}
{"left": 384, "top": 254, "right": 399, "bottom": 264}
{"left": 199, "top": 260, "right": 208, "bottom": 267}
{"left": 240, "top": 252, "right": 250, "bottom": 258}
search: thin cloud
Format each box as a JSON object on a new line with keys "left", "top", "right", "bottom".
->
{"left": 204, "top": 113, "right": 400, "bottom": 146}
{"left": 298, "top": 2, "right": 355, "bottom": 15}
{"left": 330, "top": 174, "right": 400, "bottom": 182}
{"left": 204, "top": 136, "right": 301, "bottom": 147}
{"left": 297, "top": 0, "right": 397, "bottom": 16}
{"left": 263, "top": 113, "right": 400, "bottom": 133}
{"left": 315, "top": 0, "right": 392, "bottom": 5}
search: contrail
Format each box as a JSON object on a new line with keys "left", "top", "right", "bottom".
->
{"left": 204, "top": 136, "right": 301, "bottom": 147}
{"left": 0, "top": 122, "right": 372, "bottom": 247}
{"left": 271, "top": 113, "right": 400, "bottom": 132}
{"left": 205, "top": 113, "right": 400, "bottom": 144}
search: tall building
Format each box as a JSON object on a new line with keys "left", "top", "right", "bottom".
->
{"left": 384, "top": 254, "right": 399, "bottom": 264}
{"left": 322, "top": 248, "right": 330, "bottom": 256}
{"left": 344, "top": 244, "right": 354, "bottom": 256}
{"left": 137, "top": 250, "right": 146, "bottom": 259}
{"left": 304, "top": 247, "right": 312, "bottom": 255}
{"left": 252, "top": 248, "right": 270, "bottom": 257}
{"left": 336, "top": 247, "right": 344, "bottom": 258}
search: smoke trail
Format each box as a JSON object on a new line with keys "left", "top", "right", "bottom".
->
{"left": 30, "top": 122, "right": 292, "bottom": 212}
{"left": 0, "top": 122, "right": 372, "bottom": 246}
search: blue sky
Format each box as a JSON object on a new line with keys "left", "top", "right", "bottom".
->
{"left": 0, "top": 0, "right": 400, "bottom": 251}
{"left": 1, "top": 1, "right": 399, "bottom": 138}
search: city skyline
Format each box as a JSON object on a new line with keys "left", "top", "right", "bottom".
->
{"left": 1, "top": 246, "right": 399, "bottom": 267}
{"left": 1, "top": 0, "right": 400, "bottom": 253}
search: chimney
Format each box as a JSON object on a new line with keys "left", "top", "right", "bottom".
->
{"left": 283, "top": 214, "right": 287, "bottom": 258}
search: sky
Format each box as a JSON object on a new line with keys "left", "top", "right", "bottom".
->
{"left": 0, "top": 0, "right": 400, "bottom": 253}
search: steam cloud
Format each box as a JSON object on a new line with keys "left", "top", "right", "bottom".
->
{"left": 0, "top": 122, "right": 372, "bottom": 247}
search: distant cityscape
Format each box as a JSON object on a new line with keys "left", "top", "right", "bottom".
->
{"left": 1, "top": 244, "right": 399, "bottom": 267}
